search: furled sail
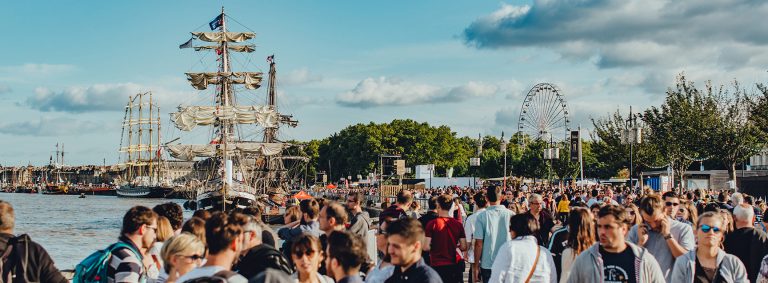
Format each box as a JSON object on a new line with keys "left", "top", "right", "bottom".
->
{"left": 170, "top": 105, "right": 278, "bottom": 131}
{"left": 194, "top": 45, "right": 256, "bottom": 53}
{"left": 166, "top": 142, "right": 286, "bottom": 161}
{"left": 186, "top": 72, "right": 263, "bottom": 90}
{"left": 192, "top": 32, "right": 255, "bottom": 43}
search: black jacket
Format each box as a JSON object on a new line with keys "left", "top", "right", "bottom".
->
{"left": 723, "top": 227, "right": 768, "bottom": 283}
{"left": 0, "top": 233, "right": 67, "bottom": 283}
{"left": 233, "top": 244, "right": 292, "bottom": 279}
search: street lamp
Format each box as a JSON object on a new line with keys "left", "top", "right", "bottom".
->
{"left": 501, "top": 132, "right": 508, "bottom": 190}
{"left": 543, "top": 132, "right": 559, "bottom": 186}
{"left": 622, "top": 107, "right": 642, "bottom": 189}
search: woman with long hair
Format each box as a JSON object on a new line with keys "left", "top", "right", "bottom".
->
{"left": 676, "top": 201, "right": 698, "bottom": 227}
{"left": 147, "top": 216, "right": 175, "bottom": 280}
{"left": 718, "top": 209, "right": 734, "bottom": 234}
{"left": 158, "top": 233, "right": 206, "bottom": 283}
{"left": 671, "top": 212, "right": 747, "bottom": 282}
{"left": 291, "top": 234, "right": 333, "bottom": 283}
{"left": 560, "top": 208, "right": 596, "bottom": 283}
{"left": 623, "top": 203, "right": 642, "bottom": 228}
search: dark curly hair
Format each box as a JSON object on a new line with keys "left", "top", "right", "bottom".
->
{"left": 153, "top": 202, "right": 184, "bottom": 231}
{"left": 205, "top": 212, "right": 247, "bottom": 254}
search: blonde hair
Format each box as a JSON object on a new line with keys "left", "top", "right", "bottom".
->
{"left": 156, "top": 216, "right": 174, "bottom": 242}
{"left": 160, "top": 233, "right": 205, "bottom": 273}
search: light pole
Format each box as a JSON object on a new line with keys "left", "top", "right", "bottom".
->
{"left": 501, "top": 132, "right": 508, "bottom": 190}
{"left": 623, "top": 107, "right": 642, "bottom": 189}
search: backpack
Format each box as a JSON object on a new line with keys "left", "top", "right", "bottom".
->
{"left": 183, "top": 270, "right": 245, "bottom": 283}
{"left": 72, "top": 242, "right": 141, "bottom": 283}
{"left": 0, "top": 234, "right": 33, "bottom": 283}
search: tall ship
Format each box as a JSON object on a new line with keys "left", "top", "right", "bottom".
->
{"left": 168, "top": 8, "right": 306, "bottom": 211}
{"left": 42, "top": 143, "right": 69, "bottom": 195}
{"left": 117, "top": 92, "right": 173, "bottom": 198}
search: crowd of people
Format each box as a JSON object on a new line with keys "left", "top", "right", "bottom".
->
{"left": 3, "top": 184, "right": 768, "bottom": 282}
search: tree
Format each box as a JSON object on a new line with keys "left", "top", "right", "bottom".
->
{"left": 643, "top": 74, "right": 718, "bottom": 189}
{"left": 708, "top": 81, "right": 765, "bottom": 183}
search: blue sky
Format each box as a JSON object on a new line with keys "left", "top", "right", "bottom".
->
{"left": 1, "top": 0, "right": 767, "bottom": 165}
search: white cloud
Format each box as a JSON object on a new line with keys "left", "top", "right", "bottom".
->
{"left": 281, "top": 67, "right": 323, "bottom": 85}
{"left": 0, "top": 117, "right": 107, "bottom": 136}
{"left": 23, "top": 82, "right": 194, "bottom": 113}
{"left": 0, "top": 85, "right": 10, "bottom": 94}
{"left": 463, "top": 1, "right": 768, "bottom": 72}
{"left": 336, "top": 77, "right": 498, "bottom": 108}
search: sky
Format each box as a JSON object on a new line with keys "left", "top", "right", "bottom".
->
{"left": 1, "top": 0, "right": 767, "bottom": 165}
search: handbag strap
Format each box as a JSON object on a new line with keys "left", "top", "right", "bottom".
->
{"left": 525, "top": 244, "right": 541, "bottom": 283}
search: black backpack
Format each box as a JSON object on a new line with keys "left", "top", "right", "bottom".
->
{"left": 0, "top": 234, "right": 36, "bottom": 283}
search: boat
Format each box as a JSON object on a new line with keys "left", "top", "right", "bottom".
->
{"left": 43, "top": 144, "right": 69, "bottom": 195}
{"left": 75, "top": 184, "right": 117, "bottom": 196}
{"left": 168, "top": 8, "right": 307, "bottom": 211}
{"left": 117, "top": 92, "right": 174, "bottom": 198}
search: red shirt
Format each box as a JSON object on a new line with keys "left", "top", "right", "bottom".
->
{"left": 425, "top": 216, "right": 466, "bottom": 266}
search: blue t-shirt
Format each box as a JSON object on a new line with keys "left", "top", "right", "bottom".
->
{"left": 473, "top": 205, "right": 515, "bottom": 269}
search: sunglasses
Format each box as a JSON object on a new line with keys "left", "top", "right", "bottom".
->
{"left": 625, "top": 210, "right": 635, "bottom": 215}
{"left": 665, "top": 202, "right": 680, "bottom": 207}
{"left": 180, "top": 254, "right": 204, "bottom": 260}
{"left": 292, "top": 250, "right": 318, "bottom": 257}
{"left": 699, "top": 224, "right": 721, "bottom": 234}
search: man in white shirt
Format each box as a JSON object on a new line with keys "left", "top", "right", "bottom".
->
{"left": 464, "top": 191, "right": 487, "bottom": 283}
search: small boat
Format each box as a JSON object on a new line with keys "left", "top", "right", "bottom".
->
{"left": 79, "top": 193, "right": 86, "bottom": 198}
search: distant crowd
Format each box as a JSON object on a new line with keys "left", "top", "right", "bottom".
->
{"left": 3, "top": 184, "right": 768, "bottom": 282}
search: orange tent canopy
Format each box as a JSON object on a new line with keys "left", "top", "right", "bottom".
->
{"left": 326, "top": 184, "right": 337, "bottom": 189}
{"left": 292, "top": 190, "right": 313, "bottom": 200}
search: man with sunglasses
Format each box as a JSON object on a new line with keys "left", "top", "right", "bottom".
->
{"left": 661, "top": 192, "right": 680, "bottom": 218}
{"left": 628, "top": 194, "right": 694, "bottom": 282}
{"left": 106, "top": 206, "right": 158, "bottom": 283}
{"left": 233, "top": 215, "right": 292, "bottom": 279}
{"left": 346, "top": 192, "right": 371, "bottom": 238}
{"left": 723, "top": 204, "right": 768, "bottom": 282}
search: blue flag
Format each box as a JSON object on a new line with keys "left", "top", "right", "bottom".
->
{"left": 179, "top": 38, "right": 193, "bottom": 49}
{"left": 209, "top": 15, "right": 223, "bottom": 30}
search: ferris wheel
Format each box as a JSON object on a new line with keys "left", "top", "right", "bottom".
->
{"left": 517, "top": 83, "right": 570, "bottom": 144}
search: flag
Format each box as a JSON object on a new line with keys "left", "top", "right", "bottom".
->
{"left": 209, "top": 15, "right": 223, "bottom": 30}
{"left": 179, "top": 38, "right": 193, "bottom": 49}
{"left": 266, "top": 54, "right": 274, "bottom": 63}
{"left": 216, "top": 48, "right": 223, "bottom": 55}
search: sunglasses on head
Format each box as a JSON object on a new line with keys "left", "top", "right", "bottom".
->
{"left": 699, "top": 224, "right": 721, "bottom": 234}
{"left": 665, "top": 202, "right": 679, "bottom": 207}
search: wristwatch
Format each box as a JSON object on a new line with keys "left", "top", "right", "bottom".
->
{"left": 663, "top": 233, "right": 672, "bottom": 240}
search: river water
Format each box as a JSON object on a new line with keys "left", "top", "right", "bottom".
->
{"left": 0, "top": 193, "right": 191, "bottom": 270}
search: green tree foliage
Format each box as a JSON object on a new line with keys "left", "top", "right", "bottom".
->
{"left": 708, "top": 81, "right": 765, "bottom": 182}
{"left": 589, "top": 74, "right": 766, "bottom": 189}
{"left": 310, "top": 119, "right": 474, "bottom": 182}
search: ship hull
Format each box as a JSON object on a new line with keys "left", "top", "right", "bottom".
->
{"left": 79, "top": 187, "right": 117, "bottom": 196}
{"left": 117, "top": 185, "right": 172, "bottom": 198}
{"left": 196, "top": 190, "right": 257, "bottom": 211}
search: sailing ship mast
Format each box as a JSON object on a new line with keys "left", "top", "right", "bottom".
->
{"left": 169, "top": 7, "right": 307, "bottom": 210}
{"left": 120, "top": 92, "right": 162, "bottom": 184}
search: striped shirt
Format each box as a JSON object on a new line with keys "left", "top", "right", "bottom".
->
{"left": 106, "top": 237, "right": 145, "bottom": 283}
